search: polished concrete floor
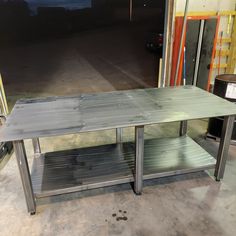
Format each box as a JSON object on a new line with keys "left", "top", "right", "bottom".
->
{"left": 1, "top": 25, "right": 236, "bottom": 236}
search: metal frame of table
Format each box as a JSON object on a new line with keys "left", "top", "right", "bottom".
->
{"left": 1, "top": 86, "right": 236, "bottom": 214}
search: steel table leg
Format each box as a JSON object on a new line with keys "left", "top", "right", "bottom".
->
{"left": 214, "top": 115, "right": 235, "bottom": 181}
{"left": 179, "top": 121, "right": 188, "bottom": 136}
{"left": 134, "top": 126, "right": 144, "bottom": 195}
{"left": 32, "top": 138, "right": 41, "bottom": 156}
{"left": 116, "top": 128, "right": 123, "bottom": 143}
{"left": 13, "top": 140, "right": 36, "bottom": 214}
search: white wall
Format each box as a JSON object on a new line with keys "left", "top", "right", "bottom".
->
{"left": 176, "top": 0, "right": 236, "bottom": 85}
{"left": 176, "top": 0, "right": 235, "bottom": 12}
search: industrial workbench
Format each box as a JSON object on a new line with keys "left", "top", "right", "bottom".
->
{"left": 1, "top": 86, "right": 236, "bottom": 214}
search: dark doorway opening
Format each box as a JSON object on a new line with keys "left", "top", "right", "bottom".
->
{"left": 0, "top": 0, "right": 165, "bottom": 100}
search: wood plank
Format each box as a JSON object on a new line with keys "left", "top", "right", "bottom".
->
{"left": 217, "top": 38, "right": 232, "bottom": 44}
{"left": 215, "top": 49, "right": 230, "bottom": 57}
{"left": 213, "top": 63, "right": 228, "bottom": 69}
{"left": 226, "top": 18, "right": 236, "bottom": 73}
{"left": 219, "top": 11, "right": 236, "bottom": 16}
{"left": 176, "top": 11, "right": 217, "bottom": 17}
{"left": 176, "top": 11, "right": 236, "bottom": 17}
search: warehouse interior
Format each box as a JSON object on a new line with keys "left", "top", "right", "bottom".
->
{"left": 1, "top": 0, "right": 236, "bottom": 236}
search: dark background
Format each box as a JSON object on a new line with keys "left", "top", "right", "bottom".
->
{"left": 0, "top": 0, "right": 165, "bottom": 46}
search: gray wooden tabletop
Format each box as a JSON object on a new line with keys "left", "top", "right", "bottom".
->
{"left": 1, "top": 86, "right": 236, "bottom": 142}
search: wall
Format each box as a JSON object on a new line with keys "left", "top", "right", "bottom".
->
{"left": 176, "top": 0, "right": 235, "bottom": 12}
{"left": 176, "top": 0, "right": 236, "bottom": 86}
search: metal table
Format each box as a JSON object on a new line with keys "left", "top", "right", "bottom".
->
{"left": 1, "top": 86, "right": 236, "bottom": 214}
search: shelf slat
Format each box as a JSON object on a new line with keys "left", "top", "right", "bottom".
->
{"left": 31, "top": 136, "right": 216, "bottom": 198}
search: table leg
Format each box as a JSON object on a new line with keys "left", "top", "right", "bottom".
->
{"left": 32, "top": 138, "right": 41, "bottom": 156}
{"left": 116, "top": 128, "right": 123, "bottom": 143}
{"left": 214, "top": 115, "right": 235, "bottom": 181}
{"left": 134, "top": 126, "right": 144, "bottom": 195}
{"left": 13, "top": 140, "right": 36, "bottom": 214}
{"left": 179, "top": 121, "right": 188, "bottom": 136}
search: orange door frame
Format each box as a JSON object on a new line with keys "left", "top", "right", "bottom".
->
{"left": 170, "top": 15, "right": 220, "bottom": 90}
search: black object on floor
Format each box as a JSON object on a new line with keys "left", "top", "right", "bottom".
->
{"left": 208, "top": 74, "right": 236, "bottom": 140}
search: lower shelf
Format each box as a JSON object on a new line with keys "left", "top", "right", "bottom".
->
{"left": 31, "top": 136, "right": 216, "bottom": 198}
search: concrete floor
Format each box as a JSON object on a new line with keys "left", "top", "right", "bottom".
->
{"left": 0, "top": 23, "right": 159, "bottom": 101}
{"left": 0, "top": 25, "right": 236, "bottom": 236}
{"left": 1, "top": 122, "right": 236, "bottom": 236}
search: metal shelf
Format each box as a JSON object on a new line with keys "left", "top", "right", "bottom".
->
{"left": 31, "top": 136, "right": 216, "bottom": 198}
